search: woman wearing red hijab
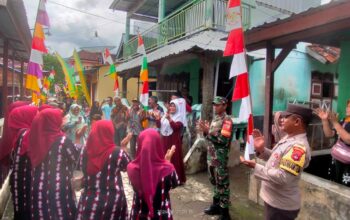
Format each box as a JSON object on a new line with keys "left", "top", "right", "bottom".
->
{"left": 28, "top": 108, "right": 79, "bottom": 220}
{"left": 8, "top": 105, "right": 38, "bottom": 220}
{"left": 0, "top": 101, "right": 29, "bottom": 166}
{"left": 127, "top": 128, "right": 179, "bottom": 220}
{"left": 0, "top": 101, "right": 29, "bottom": 195}
{"left": 76, "top": 120, "right": 131, "bottom": 220}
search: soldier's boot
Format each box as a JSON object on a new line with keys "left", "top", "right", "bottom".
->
{"left": 203, "top": 197, "right": 221, "bottom": 215}
{"left": 218, "top": 207, "right": 231, "bottom": 220}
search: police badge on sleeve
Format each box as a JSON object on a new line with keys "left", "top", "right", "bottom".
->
{"left": 279, "top": 144, "right": 306, "bottom": 176}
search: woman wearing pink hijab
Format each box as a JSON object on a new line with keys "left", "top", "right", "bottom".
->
{"left": 0, "top": 101, "right": 30, "bottom": 166}
{"left": 28, "top": 108, "right": 79, "bottom": 220}
{"left": 127, "top": 129, "right": 178, "bottom": 219}
{"left": 8, "top": 105, "right": 38, "bottom": 220}
{"left": 76, "top": 120, "right": 131, "bottom": 219}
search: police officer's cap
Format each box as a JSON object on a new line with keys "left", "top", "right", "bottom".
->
{"left": 212, "top": 96, "right": 228, "bottom": 105}
{"left": 281, "top": 104, "right": 313, "bottom": 125}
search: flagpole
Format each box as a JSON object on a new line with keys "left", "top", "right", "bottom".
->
{"left": 138, "top": 61, "right": 141, "bottom": 101}
{"left": 28, "top": 0, "right": 42, "bottom": 105}
{"left": 34, "top": 0, "right": 41, "bottom": 25}
{"left": 136, "top": 30, "right": 141, "bottom": 101}
{"left": 214, "top": 60, "right": 220, "bottom": 97}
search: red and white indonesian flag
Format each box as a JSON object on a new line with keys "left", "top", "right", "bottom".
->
{"left": 102, "top": 48, "right": 114, "bottom": 65}
{"left": 137, "top": 35, "right": 149, "bottom": 110}
{"left": 102, "top": 48, "right": 119, "bottom": 97}
{"left": 225, "top": 0, "right": 254, "bottom": 160}
{"left": 137, "top": 34, "right": 146, "bottom": 55}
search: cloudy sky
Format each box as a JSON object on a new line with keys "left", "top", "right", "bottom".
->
{"left": 24, "top": 0, "right": 127, "bottom": 57}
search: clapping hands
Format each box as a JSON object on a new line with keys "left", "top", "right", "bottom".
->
{"left": 165, "top": 145, "right": 176, "bottom": 161}
{"left": 240, "top": 156, "right": 256, "bottom": 168}
{"left": 197, "top": 120, "right": 209, "bottom": 134}
{"left": 252, "top": 129, "right": 265, "bottom": 153}
{"left": 314, "top": 108, "right": 329, "bottom": 120}
{"left": 121, "top": 133, "right": 133, "bottom": 149}
{"left": 315, "top": 108, "right": 339, "bottom": 124}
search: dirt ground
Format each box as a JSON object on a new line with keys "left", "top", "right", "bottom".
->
{"left": 2, "top": 165, "right": 263, "bottom": 220}
{"left": 169, "top": 165, "right": 264, "bottom": 220}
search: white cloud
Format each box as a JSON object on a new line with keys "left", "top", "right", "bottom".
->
{"left": 24, "top": 0, "right": 126, "bottom": 57}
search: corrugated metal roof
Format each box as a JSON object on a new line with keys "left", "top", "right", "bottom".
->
{"left": 245, "top": 0, "right": 350, "bottom": 51}
{"left": 0, "top": 0, "right": 32, "bottom": 60}
{"left": 247, "top": 0, "right": 346, "bottom": 32}
{"left": 115, "top": 30, "right": 226, "bottom": 73}
{"left": 306, "top": 44, "right": 340, "bottom": 64}
{"left": 109, "top": 0, "right": 190, "bottom": 22}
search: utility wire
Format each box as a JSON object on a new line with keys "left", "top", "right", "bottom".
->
{"left": 48, "top": 0, "right": 124, "bottom": 24}
{"left": 45, "top": 0, "right": 313, "bottom": 61}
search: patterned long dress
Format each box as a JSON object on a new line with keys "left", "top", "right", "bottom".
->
{"left": 77, "top": 149, "right": 130, "bottom": 220}
{"left": 10, "top": 130, "right": 31, "bottom": 220}
{"left": 30, "top": 136, "right": 79, "bottom": 220}
{"left": 129, "top": 171, "right": 180, "bottom": 220}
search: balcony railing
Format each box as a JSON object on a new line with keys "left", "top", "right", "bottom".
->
{"left": 120, "top": 0, "right": 251, "bottom": 61}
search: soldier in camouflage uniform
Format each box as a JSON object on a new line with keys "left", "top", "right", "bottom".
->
{"left": 199, "top": 96, "right": 233, "bottom": 220}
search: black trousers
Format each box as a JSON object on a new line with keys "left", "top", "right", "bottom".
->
{"left": 264, "top": 202, "right": 299, "bottom": 220}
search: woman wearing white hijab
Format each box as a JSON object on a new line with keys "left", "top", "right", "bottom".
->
{"left": 157, "top": 98, "right": 186, "bottom": 184}
{"left": 271, "top": 111, "right": 287, "bottom": 145}
{"left": 62, "top": 104, "right": 88, "bottom": 145}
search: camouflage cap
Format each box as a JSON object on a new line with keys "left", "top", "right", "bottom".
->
{"left": 212, "top": 96, "right": 228, "bottom": 105}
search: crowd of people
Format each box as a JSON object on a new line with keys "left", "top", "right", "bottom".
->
{"left": 0, "top": 92, "right": 190, "bottom": 220}
{"left": 0, "top": 92, "right": 349, "bottom": 220}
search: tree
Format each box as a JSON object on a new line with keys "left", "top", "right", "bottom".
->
{"left": 43, "top": 53, "right": 65, "bottom": 93}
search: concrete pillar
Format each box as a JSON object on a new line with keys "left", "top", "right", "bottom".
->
{"left": 199, "top": 53, "right": 215, "bottom": 121}
{"left": 155, "top": 63, "right": 166, "bottom": 101}
{"left": 158, "top": 0, "right": 166, "bottom": 22}
{"left": 125, "top": 15, "right": 131, "bottom": 43}
{"left": 205, "top": 0, "right": 214, "bottom": 28}
{"left": 122, "top": 77, "right": 128, "bottom": 98}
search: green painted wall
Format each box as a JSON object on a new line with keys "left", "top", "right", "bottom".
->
{"left": 249, "top": 43, "right": 338, "bottom": 116}
{"left": 163, "top": 59, "right": 201, "bottom": 104}
{"left": 337, "top": 41, "right": 350, "bottom": 118}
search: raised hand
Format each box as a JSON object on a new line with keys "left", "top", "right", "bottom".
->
{"left": 165, "top": 145, "right": 176, "bottom": 161}
{"left": 328, "top": 111, "right": 339, "bottom": 124}
{"left": 252, "top": 129, "right": 265, "bottom": 153}
{"left": 314, "top": 108, "right": 329, "bottom": 120}
{"left": 240, "top": 156, "right": 256, "bottom": 168}
{"left": 252, "top": 129, "right": 263, "bottom": 138}
{"left": 197, "top": 120, "right": 209, "bottom": 134}
{"left": 121, "top": 133, "right": 133, "bottom": 149}
{"left": 154, "top": 112, "right": 161, "bottom": 121}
